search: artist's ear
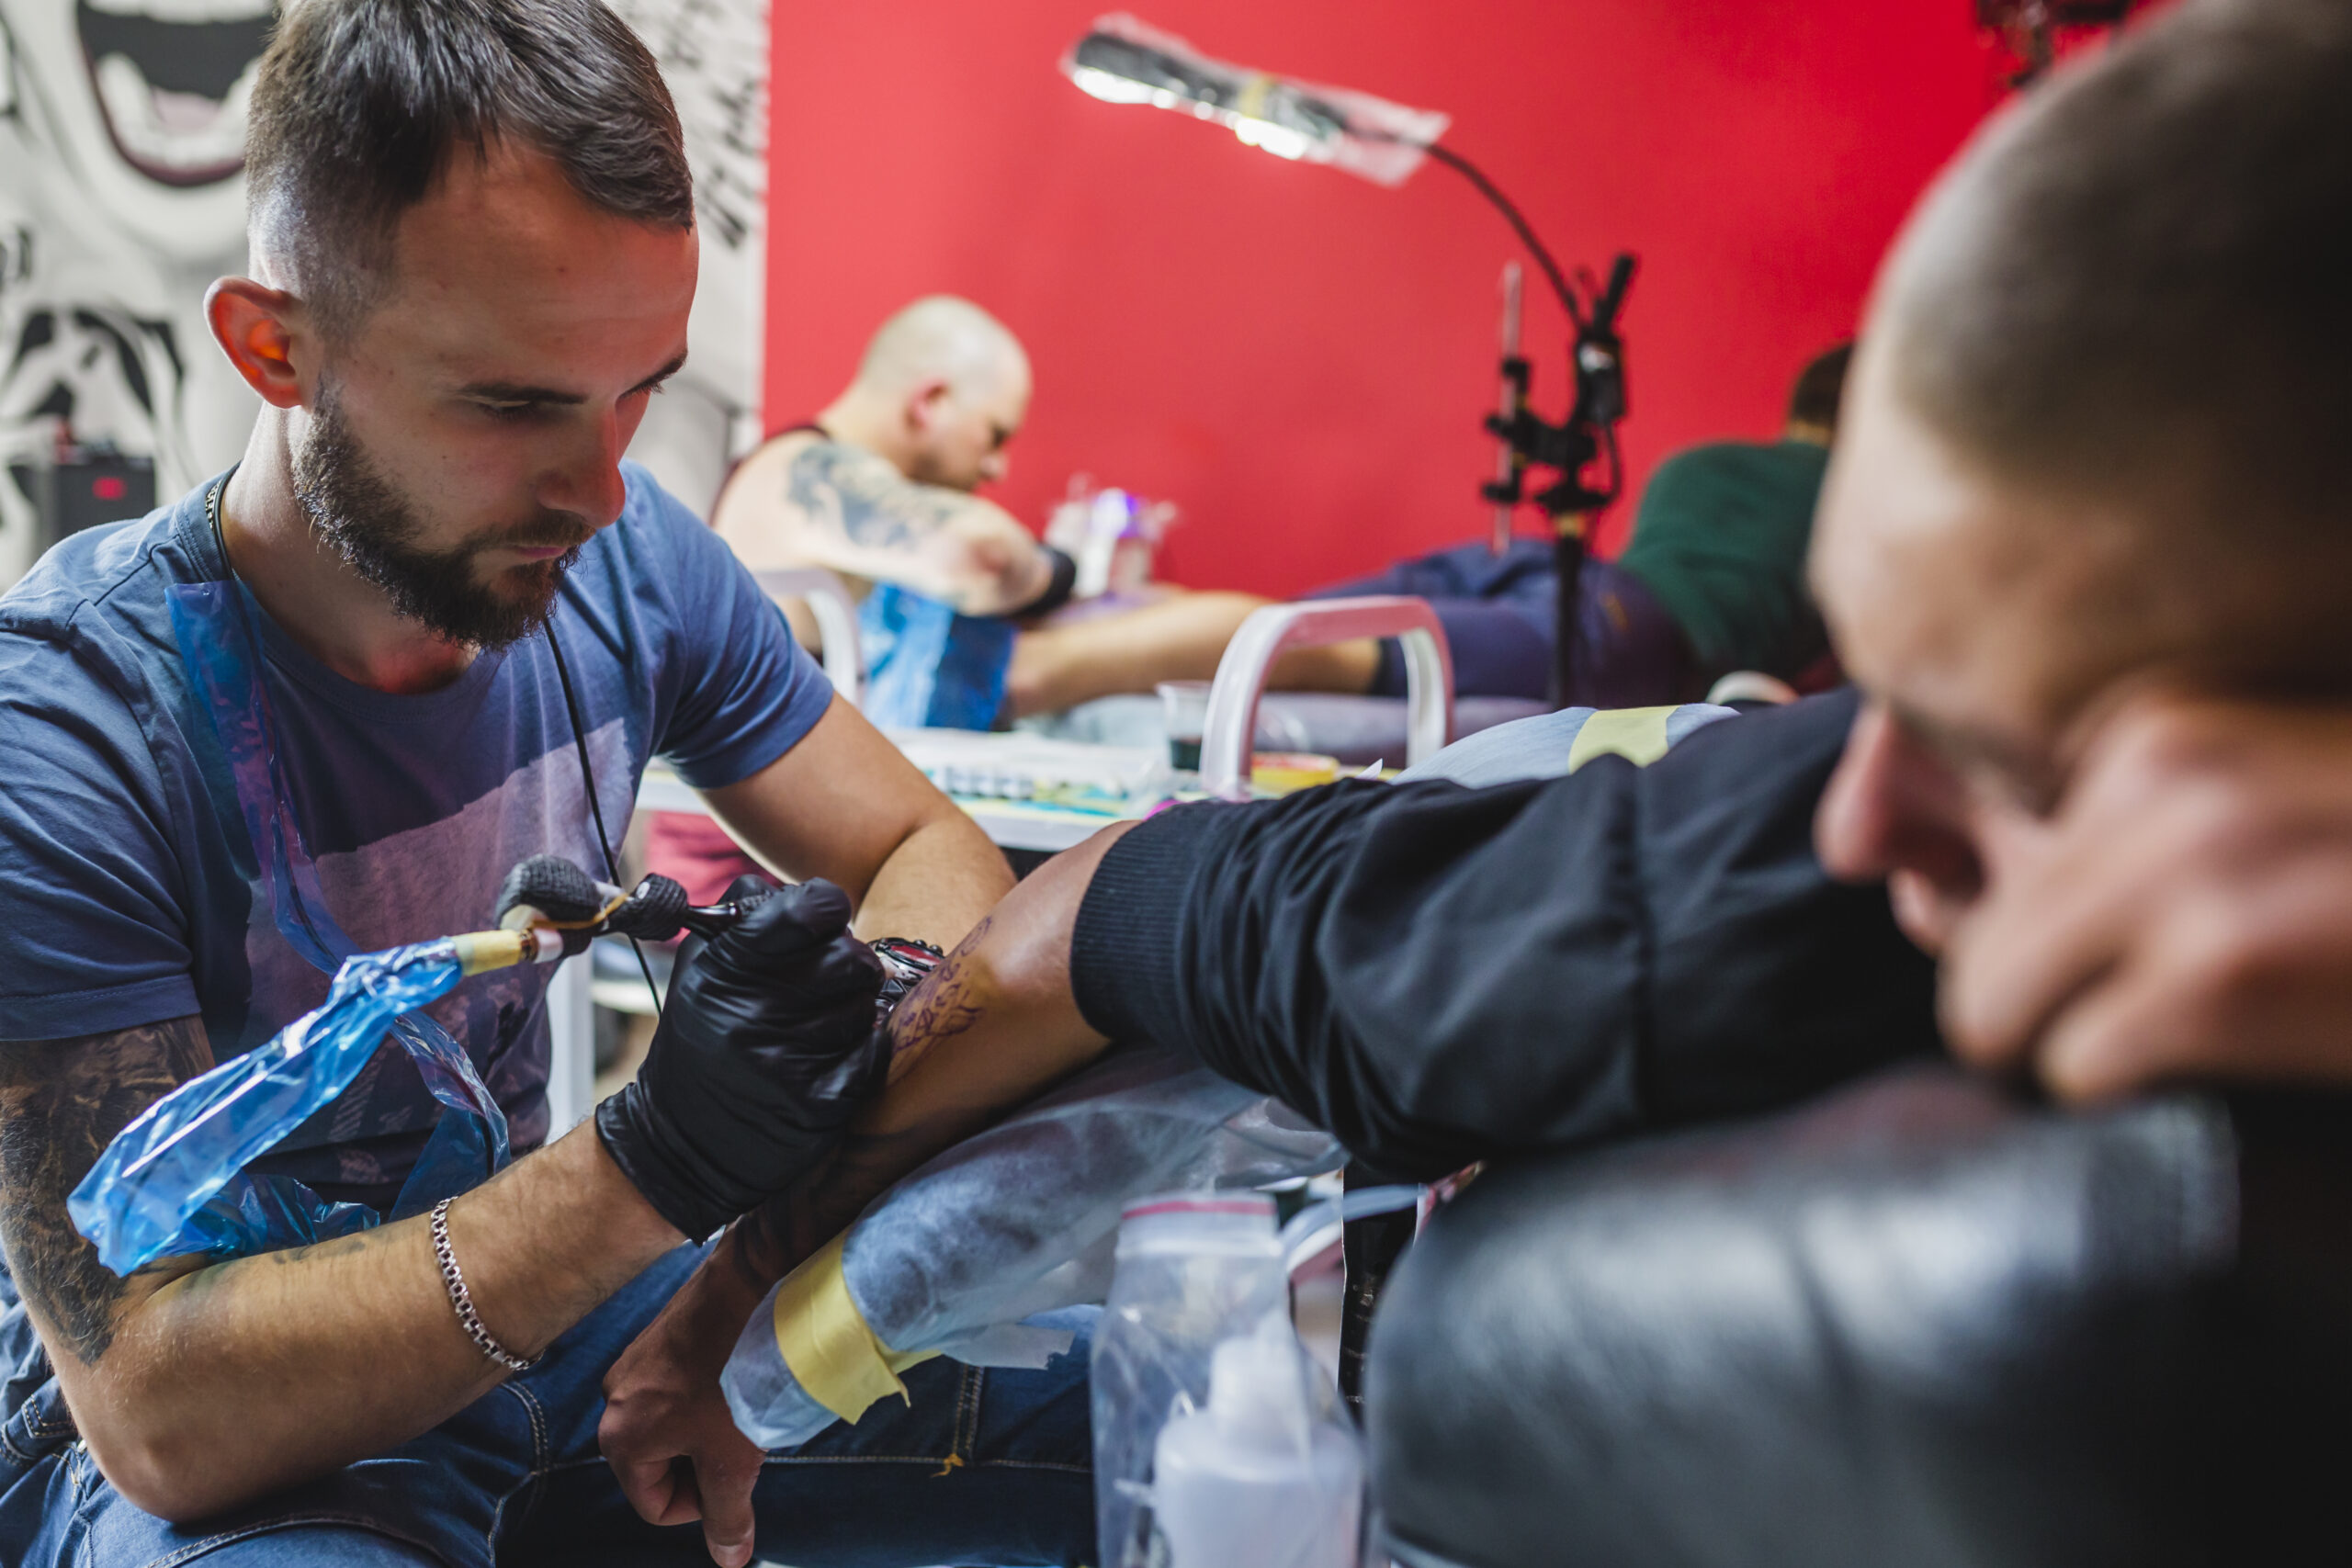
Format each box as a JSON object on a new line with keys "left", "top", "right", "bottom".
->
{"left": 206, "top": 277, "right": 310, "bottom": 410}
{"left": 903, "top": 377, "right": 953, "bottom": 436}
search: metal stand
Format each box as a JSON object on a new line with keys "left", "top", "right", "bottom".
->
{"left": 1336, "top": 1163, "right": 1418, "bottom": 1418}
{"left": 1551, "top": 513, "right": 1588, "bottom": 710}
{"left": 1477, "top": 254, "right": 1638, "bottom": 710}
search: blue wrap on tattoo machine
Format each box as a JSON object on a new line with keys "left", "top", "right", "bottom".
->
{"left": 68, "top": 931, "right": 550, "bottom": 1276}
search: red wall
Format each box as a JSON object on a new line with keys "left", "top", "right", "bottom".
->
{"left": 767, "top": 0, "right": 2000, "bottom": 595}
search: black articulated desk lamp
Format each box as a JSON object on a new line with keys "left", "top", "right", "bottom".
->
{"left": 1065, "top": 16, "right": 1636, "bottom": 708}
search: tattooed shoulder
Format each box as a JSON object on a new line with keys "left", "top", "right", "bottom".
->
{"left": 782, "top": 440, "right": 968, "bottom": 552}
{"left": 0, "top": 1017, "right": 211, "bottom": 1365}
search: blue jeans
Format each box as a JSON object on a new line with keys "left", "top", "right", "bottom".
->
{"left": 1306, "top": 539, "right": 1695, "bottom": 707}
{"left": 0, "top": 1247, "right": 1094, "bottom": 1567}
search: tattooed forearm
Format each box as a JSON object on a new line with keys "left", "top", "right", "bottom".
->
{"left": 0, "top": 1017, "right": 212, "bottom": 1365}
{"left": 884, "top": 924, "right": 989, "bottom": 1085}
{"left": 785, "top": 441, "right": 967, "bottom": 552}
{"left": 710, "top": 884, "right": 1115, "bottom": 1294}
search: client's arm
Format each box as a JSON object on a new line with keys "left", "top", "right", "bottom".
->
{"left": 600, "top": 692, "right": 1942, "bottom": 1567}
{"left": 1074, "top": 686, "right": 1939, "bottom": 1179}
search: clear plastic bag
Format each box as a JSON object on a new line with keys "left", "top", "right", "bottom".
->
{"left": 719, "top": 1044, "right": 1344, "bottom": 1450}
{"left": 1151, "top": 1314, "right": 1364, "bottom": 1568}
{"left": 1093, "top": 1185, "right": 1417, "bottom": 1568}
{"left": 1062, "top": 14, "right": 1450, "bottom": 187}
{"left": 1092, "top": 1193, "right": 1291, "bottom": 1567}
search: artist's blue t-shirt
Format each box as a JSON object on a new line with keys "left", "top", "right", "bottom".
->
{"left": 0, "top": 463, "right": 831, "bottom": 1203}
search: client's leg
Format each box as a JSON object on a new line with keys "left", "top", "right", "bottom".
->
{"left": 1005, "top": 592, "right": 1378, "bottom": 718}
{"left": 513, "top": 1314, "right": 1097, "bottom": 1567}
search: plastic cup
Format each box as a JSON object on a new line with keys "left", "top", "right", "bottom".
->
{"left": 1158, "top": 681, "right": 1211, "bottom": 772}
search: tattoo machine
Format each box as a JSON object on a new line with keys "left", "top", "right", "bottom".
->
{"left": 493, "top": 853, "right": 775, "bottom": 951}
{"left": 494, "top": 854, "right": 943, "bottom": 999}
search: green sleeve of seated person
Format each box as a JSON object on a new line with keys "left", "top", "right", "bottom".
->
{"left": 1614, "top": 439, "right": 1831, "bottom": 679}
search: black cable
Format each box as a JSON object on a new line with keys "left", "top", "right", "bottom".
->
{"left": 545, "top": 617, "right": 664, "bottom": 1020}
{"left": 1419, "top": 141, "right": 1586, "bottom": 333}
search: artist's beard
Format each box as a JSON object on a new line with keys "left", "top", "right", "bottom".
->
{"left": 292, "top": 387, "right": 592, "bottom": 650}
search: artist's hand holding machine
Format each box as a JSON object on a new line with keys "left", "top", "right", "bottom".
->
{"left": 60, "top": 854, "right": 921, "bottom": 1528}
{"left": 563, "top": 874, "right": 895, "bottom": 1245}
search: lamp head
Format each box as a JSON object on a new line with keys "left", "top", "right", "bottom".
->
{"left": 1060, "top": 14, "right": 1448, "bottom": 186}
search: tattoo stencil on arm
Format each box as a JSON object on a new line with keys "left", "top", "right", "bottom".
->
{"left": 881, "top": 921, "right": 989, "bottom": 1085}
{"left": 0, "top": 1018, "right": 211, "bottom": 1365}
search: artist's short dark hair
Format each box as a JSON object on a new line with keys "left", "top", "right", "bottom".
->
{"left": 1887, "top": 0, "right": 2352, "bottom": 553}
{"left": 1787, "top": 343, "right": 1853, "bottom": 433}
{"left": 246, "top": 0, "right": 694, "bottom": 334}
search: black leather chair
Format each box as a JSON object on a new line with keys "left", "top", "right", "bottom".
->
{"left": 1365, "top": 1062, "right": 2352, "bottom": 1567}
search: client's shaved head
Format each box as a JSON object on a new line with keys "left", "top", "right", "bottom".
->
{"left": 1815, "top": 0, "right": 2352, "bottom": 955}
{"left": 1872, "top": 0, "right": 2352, "bottom": 692}
{"left": 854, "top": 295, "right": 1029, "bottom": 400}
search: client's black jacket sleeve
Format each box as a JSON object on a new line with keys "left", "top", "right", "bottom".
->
{"left": 1069, "top": 689, "right": 1939, "bottom": 1179}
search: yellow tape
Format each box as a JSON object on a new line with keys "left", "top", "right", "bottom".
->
{"left": 449, "top": 930, "right": 530, "bottom": 976}
{"left": 771, "top": 1234, "right": 940, "bottom": 1427}
{"left": 1566, "top": 705, "right": 1680, "bottom": 774}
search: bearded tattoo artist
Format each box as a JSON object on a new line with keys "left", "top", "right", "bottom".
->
{"left": 0, "top": 4, "right": 1092, "bottom": 1567}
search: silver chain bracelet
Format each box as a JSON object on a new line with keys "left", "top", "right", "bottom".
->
{"left": 430, "top": 1198, "right": 537, "bottom": 1373}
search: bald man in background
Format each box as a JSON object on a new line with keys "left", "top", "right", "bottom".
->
{"left": 717, "top": 294, "right": 1067, "bottom": 629}
{"left": 648, "top": 297, "right": 1080, "bottom": 899}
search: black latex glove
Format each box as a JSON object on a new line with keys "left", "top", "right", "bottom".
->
{"left": 596, "top": 876, "right": 887, "bottom": 1241}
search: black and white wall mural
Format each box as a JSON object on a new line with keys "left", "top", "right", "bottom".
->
{"left": 608, "top": 0, "right": 769, "bottom": 522}
{"left": 0, "top": 0, "right": 768, "bottom": 588}
{"left": 0, "top": 0, "right": 268, "bottom": 584}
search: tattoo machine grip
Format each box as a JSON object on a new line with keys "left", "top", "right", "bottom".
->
{"left": 494, "top": 853, "right": 776, "bottom": 950}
